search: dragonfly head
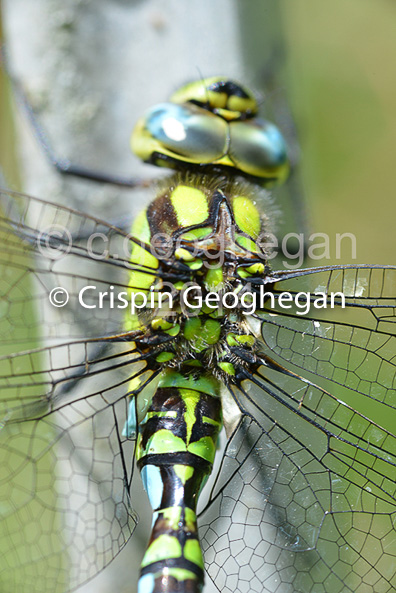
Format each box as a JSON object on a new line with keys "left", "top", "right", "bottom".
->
{"left": 131, "top": 77, "right": 290, "bottom": 186}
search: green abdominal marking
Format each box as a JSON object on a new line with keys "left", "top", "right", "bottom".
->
{"left": 136, "top": 375, "right": 222, "bottom": 593}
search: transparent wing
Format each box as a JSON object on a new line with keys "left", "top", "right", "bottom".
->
{"left": 1, "top": 350, "right": 138, "bottom": 593}
{"left": 0, "top": 188, "right": 160, "bottom": 345}
{"left": 261, "top": 266, "right": 395, "bottom": 413}
{"left": 199, "top": 265, "right": 396, "bottom": 593}
{"left": 0, "top": 189, "right": 160, "bottom": 592}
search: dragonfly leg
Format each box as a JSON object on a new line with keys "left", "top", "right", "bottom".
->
{"left": 136, "top": 371, "right": 222, "bottom": 593}
{"left": 1, "top": 46, "right": 150, "bottom": 189}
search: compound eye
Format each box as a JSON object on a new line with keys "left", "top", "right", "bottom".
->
{"left": 229, "top": 119, "right": 289, "bottom": 182}
{"left": 131, "top": 102, "right": 228, "bottom": 165}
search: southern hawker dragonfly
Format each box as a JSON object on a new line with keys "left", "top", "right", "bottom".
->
{"left": 0, "top": 78, "right": 395, "bottom": 593}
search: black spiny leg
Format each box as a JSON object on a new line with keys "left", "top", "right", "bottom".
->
{"left": 1, "top": 46, "right": 151, "bottom": 189}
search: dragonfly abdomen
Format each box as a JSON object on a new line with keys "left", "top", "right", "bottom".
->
{"left": 136, "top": 371, "right": 222, "bottom": 593}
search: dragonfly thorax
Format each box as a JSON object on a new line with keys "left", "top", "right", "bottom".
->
{"left": 125, "top": 172, "right": 272, "bottom": 381}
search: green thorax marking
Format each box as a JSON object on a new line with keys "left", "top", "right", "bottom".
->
{"left": 183, "top": 317, "right": 221, "bottom": 353}
{"left": 170, "top": 185, "right": 209, "bottom": 227}
{"left": 125, "top": 173, "right": 268, "bottom": 377}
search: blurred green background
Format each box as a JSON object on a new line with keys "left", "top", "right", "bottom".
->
{"left": 282, "top": 0, "right": 396, "bottom": 265}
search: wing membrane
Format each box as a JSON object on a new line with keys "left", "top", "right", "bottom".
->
{"left": 0, "top": 188, "right": 162, "bottom": 344}
{"left": 200, "top": 265, "right": 396, "bottom": 593}
{"left": 0, "top": 336, "right": 160, "bottom": 592}
{"left": 256, "top": 266, "right": 396, "bottom": 410}
{"left": 200, "top": 373, "right": 395, "bottom": 592}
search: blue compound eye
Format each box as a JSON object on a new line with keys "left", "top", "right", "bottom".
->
{"left": 131, "top": 102, "right": 228, "bottom": 165}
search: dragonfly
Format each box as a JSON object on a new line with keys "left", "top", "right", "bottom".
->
{"left": 0, "top": 77, "right": 395, "bottom": 593}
